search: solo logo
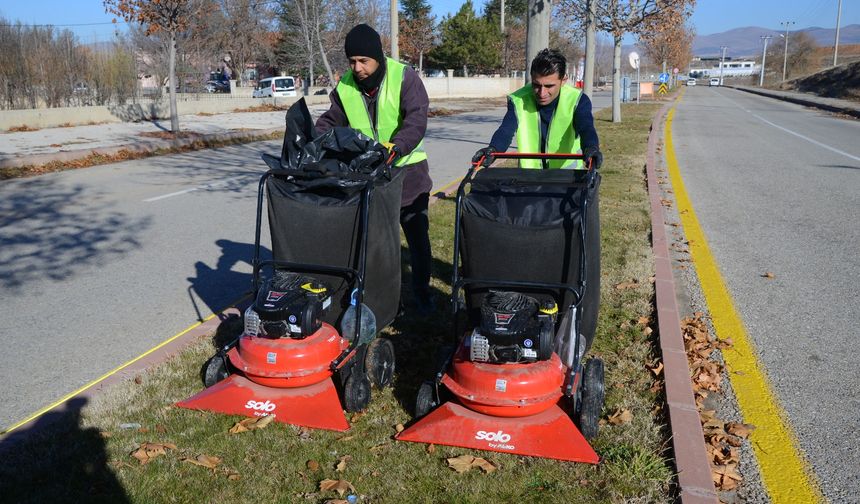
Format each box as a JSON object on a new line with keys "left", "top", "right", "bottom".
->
{"left": 244, "top": 400, "right": 277, "bottom": 412}
{"left": 475, "top": 430, "right": 512, "bottom": 443}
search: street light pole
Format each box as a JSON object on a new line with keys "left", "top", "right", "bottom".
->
{"left": 759, "top": 36, "right": 772, "bottom": 87}
{"left": 781, "top": 21, "right": 795, "bottom": 81}
{"left": 719, "top": 46, "right": 727, "bottom": 85}
{"left": 833, "top": 0, "right": 843, "bottom": 66}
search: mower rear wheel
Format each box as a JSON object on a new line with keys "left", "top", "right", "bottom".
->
{"left": 343, "top": 373, "right": 372, "bottom": 412}
{"left": 415, "top": 380, "right": 438, "bottom": 418}
{"left": 577, "top": 358, "right": 605, "bottom": 440}
{"left": 203, "top": 354, "right": 231, "bottom": 388}
{"left": 365, "top": 338, "right": 395, "bottom": 389}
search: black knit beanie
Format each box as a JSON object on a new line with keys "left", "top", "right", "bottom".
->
{"left": 344, "top": 24, "right": 384, "bottom": 64}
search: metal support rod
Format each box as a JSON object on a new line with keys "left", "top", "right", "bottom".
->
{"left": 759, "top": 36, "right": 772, "bottom": 87}
{"left": 833, "top": 0, "right": 843, "bottom": 66}
{"left": 781, "top": 21, "right": 795, "bottom": 82}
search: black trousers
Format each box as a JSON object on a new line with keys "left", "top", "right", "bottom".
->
{"left": 400, "top": 192, "right": 432, "bottom": 299}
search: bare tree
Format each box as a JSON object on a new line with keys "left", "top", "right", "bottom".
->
{"left": 105, "top": 0, "right": 207, "bottom": 132}
{"left": 559, "top": 0, "right": 696, "bottom": 122}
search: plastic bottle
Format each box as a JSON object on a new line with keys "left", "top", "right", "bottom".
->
{"left": 340, "top": 289, "right": 377, "bottom": 345}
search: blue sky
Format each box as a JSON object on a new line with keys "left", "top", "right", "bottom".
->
{"left": 0, "top": 0, "right": 856, "bottom": 43}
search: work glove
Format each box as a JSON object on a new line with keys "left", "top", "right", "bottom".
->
{"left": 374, "top": 142, "right": 401, "bottom": 165}
{"left": 471, "top": 146, "right": 495, "bottom": 167}
{"left": 582, "top": 145, "right": 603, "bottom": 170}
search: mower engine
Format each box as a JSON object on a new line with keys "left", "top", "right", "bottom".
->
{"left": 467, "top": 291, "right": 557, "bottom": 363}
{"left": 244, "top": 271, "right": 332, "bottom": 339}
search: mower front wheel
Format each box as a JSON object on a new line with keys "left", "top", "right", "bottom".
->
{"left": 577, "top": 358, "right": 605, "bottom": 440}
{"left": 343, "top": 373, "right": 372, "bottom": 412}
{"left": 202, "top": 353, "right": 231, "bottom": 388}
{"left": 365, "top": 338, "right": 396, "bottom": 389}
{"left": 415, "top": 380, "right": 439, "bottom": 418}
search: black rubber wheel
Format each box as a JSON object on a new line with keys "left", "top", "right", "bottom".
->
{"left": 343, "top": 373, "right": 372, "bottom": 413}
{"left": 414, "top": 380, "right": 438, "bottom": 418}
{"left": 577, "top": 358, "right": 605, "bottom": 440}
{"left": 202, "top": 354, "right": 230, "bottom": 388}
{"left": 365, "top": 338, "right": 396, "bottom": 389}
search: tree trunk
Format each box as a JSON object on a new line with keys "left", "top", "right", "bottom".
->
{"left": 419, "top": 51, "right": 423, "bottom": 74}
{"left": 583, "top": 0, "right": 595, "bottom": 97}
{"left": 168, "top": 30, "right": 179, "bottom": 133}
{"left": 525, "top": 0, "right": 550, "bottom": 84}
{"left": 612, "top": 35, "right": 622, "bottom": 123}
{"left": 317, "top": 31, "right": 335, "bottom": 89}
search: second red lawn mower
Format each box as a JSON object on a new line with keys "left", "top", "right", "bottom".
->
{"left": 178, "top": 100, "right": 403, "bottom": 431}
{"left": 397, "top": 153, "right": 605, "bottom": 462}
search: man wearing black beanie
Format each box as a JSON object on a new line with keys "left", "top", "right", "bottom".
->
{"left": 316, "top": 23, "right": 434, "bottom": 316}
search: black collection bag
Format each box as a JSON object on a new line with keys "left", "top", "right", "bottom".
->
{"left": 263, "top": 98, "right": 404, "bottom": 329}
{"left": 460, "top": 168, "right": 601, "bottom": 348}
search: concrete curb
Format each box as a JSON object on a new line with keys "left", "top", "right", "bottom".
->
{"left": 0, "top": 127, "right": 283, "bottom": 171}
{"left": 646, "top": 101, "right": 718, "bottom": 503}
{"left": 726, "top": 85, "right": 860, "bottom": 120}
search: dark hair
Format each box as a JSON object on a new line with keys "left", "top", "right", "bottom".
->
{"left": 530, "top": 48, "right": 567, "bottom": 79}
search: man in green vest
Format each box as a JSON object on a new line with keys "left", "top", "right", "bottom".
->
{"left": 473, "top": 48, "right": 602, "bottom": 170}
{"left": 316, "top": 24, "right": 435, "bottom": 316}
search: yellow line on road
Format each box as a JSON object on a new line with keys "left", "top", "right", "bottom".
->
{"left": 664, "top": 96, "right": 823, "bottom": 503}
{"left": 1, "top": 295, "right": 247, "bottom": 435}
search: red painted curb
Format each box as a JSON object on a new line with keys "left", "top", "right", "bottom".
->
{"left": 645, "top": 102, "right": 718, "bottom": 503}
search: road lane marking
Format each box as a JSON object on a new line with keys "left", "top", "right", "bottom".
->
{"left": 144, "top": 175, "right": 246, "bottom": 202}
{"left": 1, "top": 295, "right": 248, "bottom": 435}
{"left": 665, "top": 99, "right": 824, "bottom": 503}
{"left": 720, "top": 92, "right": 860, "bottom": 163}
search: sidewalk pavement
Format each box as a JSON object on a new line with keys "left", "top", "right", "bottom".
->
{"left": 728, "top": 85, "right": 860, "bottom": 119}
{"left": 0, "top": 99, "right": 493, "bottom": 171}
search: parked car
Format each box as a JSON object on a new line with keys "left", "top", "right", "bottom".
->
{"left": 686, "top": 78, "right": 697, "bottom": 86}
{"left": 253, "top": 76, "right": 297, "bottom": 98}
{"left": 424, "top": 69, "right": 446, "bottom": 78}
{"left": 709, "top": 77, "right": 721, "bottom": 87}
{"left": 205, "top": 80, "right": 231, "bottom": 93}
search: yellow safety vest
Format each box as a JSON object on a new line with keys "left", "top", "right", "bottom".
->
{"left": 509, "top": 83, "right": 583, "bottom": 169}
{"left": 336, "top": 58, "right": 427, "bottom": 167}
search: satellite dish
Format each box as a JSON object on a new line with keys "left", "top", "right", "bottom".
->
{"left": 628, "top": 52, "right": 640, "bottom": 70}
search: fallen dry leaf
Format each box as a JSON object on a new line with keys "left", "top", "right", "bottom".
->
{"left": 648, "top": 362, "right": 664, "bottom": 377}
{"left": 426, "top": 444, "right": 436, "bottom": 454}
{"left": 319, "top": 479, "right": 355, "bottom": 497}
{"left": 335, "top": 455, "right": 352, "bottom": 472}
{"left": 725, "top": 422, "right": 755, "bottom": 439}
{"left": 761, "top": 272, "right": 775, "bottom": 279}
{"left": 446, "top": 454, "right": 496, "bottom": 474}
{"left": 182, "top": 454, "right": 222, "bottom": 470}
{"left": 614, "top": 280, "right": 639, "bottom": 290}
{"left": 130, "top": 442, "right": 176, "bottom": 465}
{"left": 338, "top": 435, "right": 356, "bottom": 442}
{"left": 607, "top": 409, "right": 633, "bottom": 426}
{"left": 306, "top": 460, "right": 320, "bottom": 471}
{"left": 229, "top": 415, "right": 275, "bottom": 434}
{"left": 325, "top": 500, "right": 349, "bottom": 504}
{"left": 395, "top": 423, "right": 405, "bottom": 433}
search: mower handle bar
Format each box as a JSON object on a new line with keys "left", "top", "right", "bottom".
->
{"left": 490, "top": 152, "right": 585, "bottom": 160}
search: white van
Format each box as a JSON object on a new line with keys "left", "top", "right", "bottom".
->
{"left": 253, "top": 76, "right": 297, "bottom": 98}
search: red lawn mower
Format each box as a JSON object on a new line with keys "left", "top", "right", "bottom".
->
{"left": 178, "top": 128, "right": 403, "bottom": 431}
{"left": 397, "top": 153, "right": 605, "bottom": 462}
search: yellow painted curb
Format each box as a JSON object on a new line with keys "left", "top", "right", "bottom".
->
{"left": 664, "top": 95, "right": 824, "bottom": 503}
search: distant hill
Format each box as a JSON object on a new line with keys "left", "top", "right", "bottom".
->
{"left": 693, "top": 24, "right": 860, "bottom": 58}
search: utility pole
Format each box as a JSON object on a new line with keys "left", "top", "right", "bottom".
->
{"left": 833, "top": 0, "right": 843, "bottom": 66}
{"left": 781, "top": 21, "right": 795, "bottom": 81}
{"left": 583, "top": 0, "right": 596, "bottom": 97}
{"left": 525, "top": 0, "right": 551, "bottom": 84}
{"left": 390, "top": 0, "right": 398, "bottom": 59}
{"left": 719, "top": 46, "right": 727, "bottom": 85}
{"left": 759, "top": 35, "right": 772, "bottom": 87}
{"left": 501, "top": 0, "right": 505, "bottom": 31}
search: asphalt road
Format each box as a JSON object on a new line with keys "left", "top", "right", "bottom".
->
{"left": 670, "top": 86, "right": 860, "bottom": 502}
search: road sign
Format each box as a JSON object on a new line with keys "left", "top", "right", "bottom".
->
{"left": 673, "top": 67, "right": 679, "bottom": 75}
{"left": 628, "top": 52, "right": 640, "bottom": 70}
{"left": 658, "top": 73, "right": 670, "bottom": 84}
{"left": 658, "top": 83, "right": 668, "bottom": 95}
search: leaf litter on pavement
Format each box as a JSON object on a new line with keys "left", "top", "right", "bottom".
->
{"left": 681, "top": 312, "right": 755, "bottom": 492}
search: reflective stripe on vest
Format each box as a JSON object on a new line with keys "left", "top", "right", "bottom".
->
{"left": 510, "top": 83, "right": 583, "bottom": 169}
{"left": 336, "top": 58, "right": 427, "bottom": 167}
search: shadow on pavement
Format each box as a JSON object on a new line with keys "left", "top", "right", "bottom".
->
{"left": 0, "top": 177, "right": 152, "bottom": 292}
{"left": 186, "top": 239, "right": 271, "bottom": 321}
{"left": 0, "top": 397, "right": 129, "bottom": 504}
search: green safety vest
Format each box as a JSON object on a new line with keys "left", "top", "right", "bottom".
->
{"left": 509, "top": 83, "right": 583, "bottom": 169}
{"left": 336, "top": 58, "right": 427, "bottom": 167}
